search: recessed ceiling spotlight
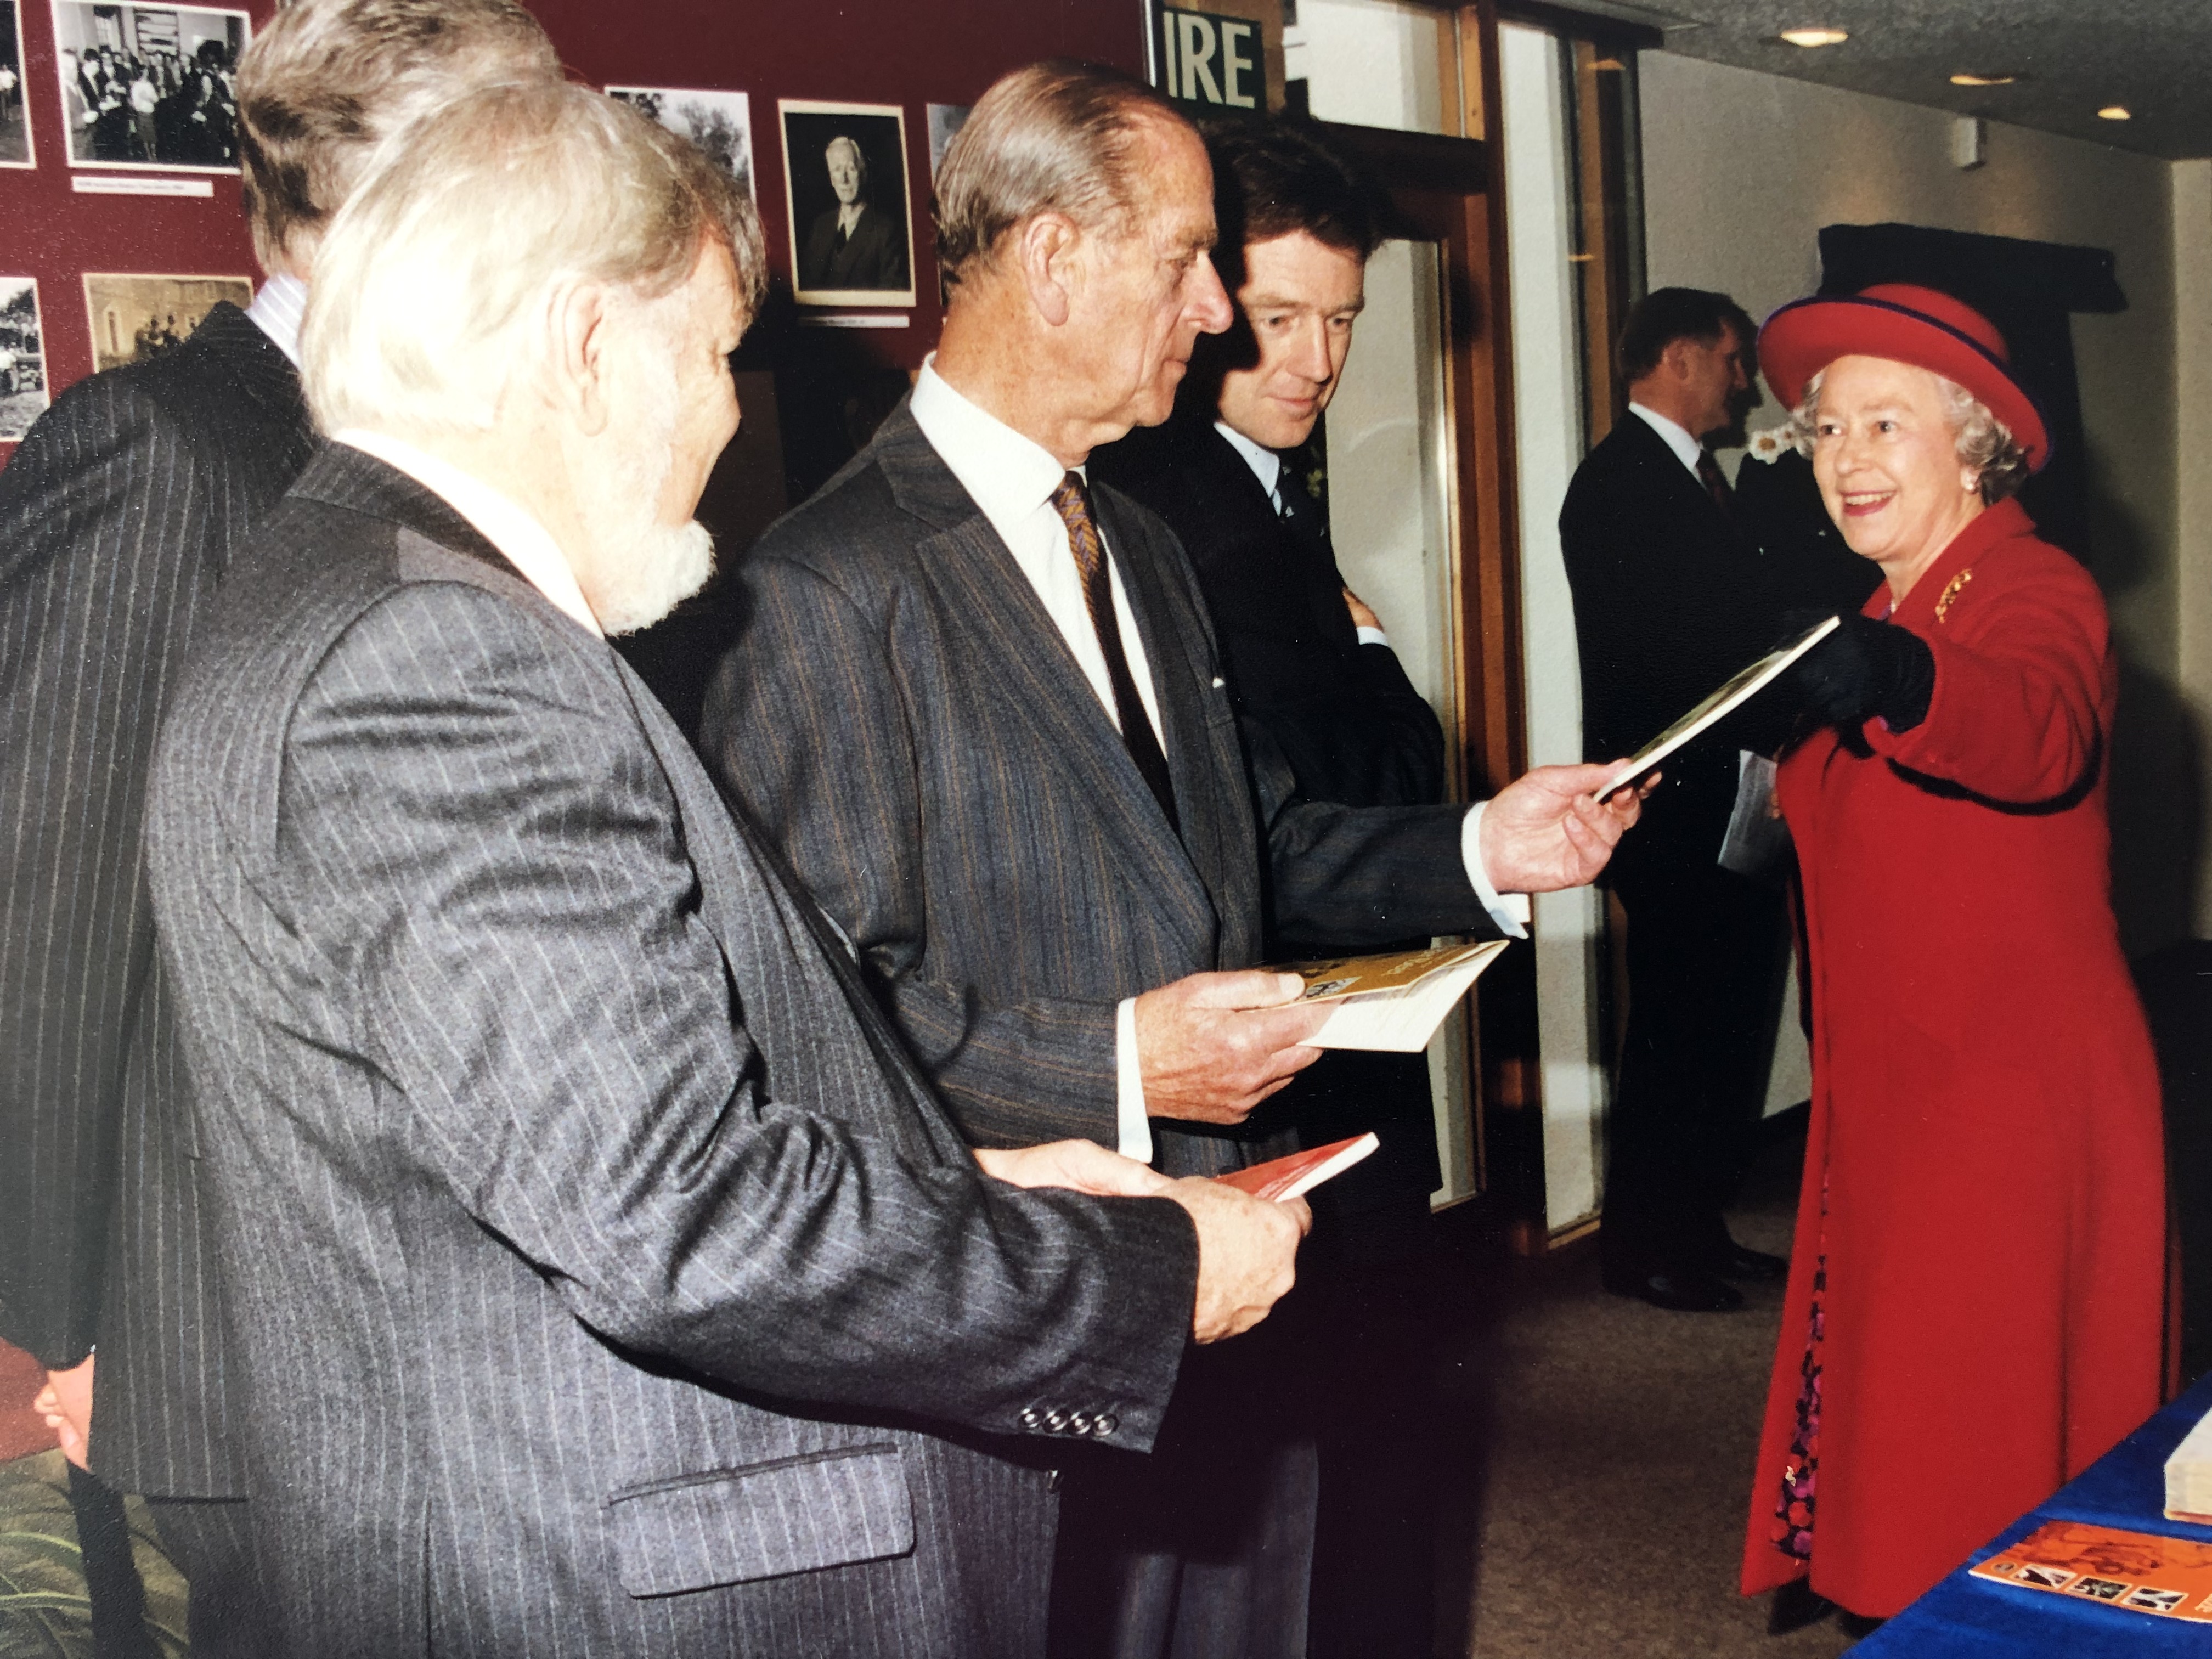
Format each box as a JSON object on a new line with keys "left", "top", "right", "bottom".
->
{"left": 1950, "top": 72, "right": 2019, "bottom": 87}
{"left": 1779, "top": 27, "right": 1849, "bottom": 47}
{"left": 2098, "top": 105, "right": 2132, "bottom": 120}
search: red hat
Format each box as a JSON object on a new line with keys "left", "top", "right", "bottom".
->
{"left": 1758, "top": 283, "right": 2050, "bottom": 473}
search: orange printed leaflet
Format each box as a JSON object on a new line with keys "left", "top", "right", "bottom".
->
{"left": 1968, "top": 1519, "right": 2212, "bottom": 1623}
{"left": 1215, "top": 1134, "right": 1379, "bottom": 1204}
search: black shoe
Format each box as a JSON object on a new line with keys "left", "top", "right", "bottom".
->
{"left": 1767, "top": 1579, "right": 1835, "bottom": 1635}
{"left": 1837, "top": 1610, "right": 1886, "bottom": 1639}
{"left": 1601, "top": 1266, "right": 1745, "bottom": 1312}
{"left": 1709, "top": 1242, "right": 1790, "bottom": 1282}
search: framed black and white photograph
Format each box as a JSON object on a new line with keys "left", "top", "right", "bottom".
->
{"left": 778, "top": 99, "right": 914, "bottom": 308}
{"left": 925, "top": 103, "right": 968, "bottom": 181}
{"left": 0, "top": 3, "right": 33, "bottom": 168}
{"left": 82, "top": 272, "right": 250, "bottom": 373}
{"left": 52, "top": 0, "right": 249, "bottom": 172}
{"left": 607, "top": 86, "right": 754, "bottom": 205}
{"left": 0, "top": 278, "right": 48, "bottom": 439}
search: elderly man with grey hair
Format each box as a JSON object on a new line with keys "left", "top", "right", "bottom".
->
{"left": 701, "top": 58, "right": 1641, "bottom": 1659}
{"left": 142, "top": 76, "right": 1304, "bottom": 1659}
{"left": 0, "top": 1, "right": 561, "bottom": 1649}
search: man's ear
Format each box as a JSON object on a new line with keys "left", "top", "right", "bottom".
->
{"left": 1013, "top": 212, "right": 1081, "bottom": 329}
{"left": 1660, "top": 336, "right": 1693, "bottom": 383}
{"left": 544, "top": 279, "right": 613, "bottom": 437}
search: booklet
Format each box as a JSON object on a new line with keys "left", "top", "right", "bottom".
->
{"left": 2166, "top": 1397, "right": 2212, "bottom": 1523}
{"left": 1271, "top": 939, "right": 1510, "bottom": 1053}
{"left": 1216, "top": 1133, "right": 1380, "bottom": 1203}
{"left": 1970, "top": 1519, "right": 2212, "bottom": 1623}
{"left": 1598, "top": 613, "right": 1842, "bottom": 800}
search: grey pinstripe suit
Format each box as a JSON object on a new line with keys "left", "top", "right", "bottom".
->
{"left": 0, "top": 303, "right": 311, "bottom": 1500}
{"left": 698, "top": 403, "right": 1501, "bottom": 1658}
{"left": 698, "top": 402, "right": 1495, "bottom": 1182}
{"left": 143, "top": 444, "right": 1199, "bottom": 1658}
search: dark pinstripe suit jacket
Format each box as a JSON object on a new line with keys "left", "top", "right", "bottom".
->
{"left": 0, "top": 303, "right": 312, "bottom": 1497}
{"left": 143, "top": 445, "right": 1198, "bottom": 1658}
{"left": 699, "top": 403, "right": 1494, "bottom": 1180}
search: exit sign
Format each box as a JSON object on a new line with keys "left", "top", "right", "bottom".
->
{"left": 1152, "top": 3, "right": 1273, "bottom": 116}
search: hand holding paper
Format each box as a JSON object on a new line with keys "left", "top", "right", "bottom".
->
{"left": 1166, "top": 1176, "right": 1308, "bottom": 1344}
{"left": 1134, "top": 969, "right": 1328, "bottom": 1125}
{"left": 1479, "top": 763, "right": 1643, "bottom": 893}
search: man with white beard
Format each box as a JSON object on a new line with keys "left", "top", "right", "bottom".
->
{"left": 139, "top": 80, "right": 1294, "bottom": 1658}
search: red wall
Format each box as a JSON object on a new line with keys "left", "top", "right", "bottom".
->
{"left": 1, "top": 0, "right": 1148, "bottom": 454}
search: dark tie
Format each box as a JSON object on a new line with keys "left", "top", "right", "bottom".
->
{"left": 1697, "top": 450, "right": 1734, "bottom": 515}
{"left": 1049, "top": 472, "right": 1180, "bottom": 834}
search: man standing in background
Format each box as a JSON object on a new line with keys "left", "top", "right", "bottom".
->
{"left": 1560, "top": 287, "right": 1792, "bottom": 1315}
{"left": 1088, "top": 117, "right": 1449, "bottom": 1657}
{"left": 0, "top": 3, "right": 562, "bottom": 1649}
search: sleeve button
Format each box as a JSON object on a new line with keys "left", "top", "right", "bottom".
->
{"left": 1092, "top": 1414, "right": 1118, "bottom": 1438}
{"left": 1019, "top": 1407, "right": 1042, "bottom": 1430}
{"left": 1045, "top": 1409, "right": 1069, "bottom": 1433}
{"left": 1069, "top": 1411, "right": 1093, "bottom": 1435}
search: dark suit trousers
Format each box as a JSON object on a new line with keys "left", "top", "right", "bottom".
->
{"left": 1601, "top": 861, "right": 1788, "bottom": 1277}
{"left": 145, "top": 1495, "right": 278, "bottom": 1659}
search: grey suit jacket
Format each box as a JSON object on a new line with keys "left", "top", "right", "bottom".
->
{"left": 144, "top": 444, "right": 1197, "bottom": 1658}
{"left": 699, "top": 403, "right": 1492, "bottom": 1180}
{"left": 0, "top": 303, "right": 312, "bottom": 1497}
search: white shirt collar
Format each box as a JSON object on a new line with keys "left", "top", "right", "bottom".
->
{"left": 245, "top": 271, "right": 307, "bottom": 366}
{"left": 1627, "top": 402, "right": 1706, "bottom": 478}
{"left": 910, "top": 357, "right": 1076, "bottom": 523}
{"left": 330, "top": 428, "right": 603, "bottom": 637}
{"left": 1214, "top": 420, "right": 1282, "bottom": 503}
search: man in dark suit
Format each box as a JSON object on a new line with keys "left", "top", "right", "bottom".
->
{"left": 0, "top": 2, "right": 561, "bottom": 1647}
{"left": 1560, "top": 287, "right": 1792, "bottom": 1314}
{"left": 144, "top": 80, "right": 1299, "bottom": 1659}
{"left": 798, "top": 133, "right": 908, "bottom": 292}
{"left": 700, "top": 64, "right": 1640, "bottom": 1659}
{"left": 1089, "top": 119, "right": 1451, "bottom": 1656}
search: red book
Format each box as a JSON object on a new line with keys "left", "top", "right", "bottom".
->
{"left": 1215, "top": 1133, "right": 1379, "bottom": 1203}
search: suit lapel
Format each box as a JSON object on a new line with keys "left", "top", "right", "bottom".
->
{"left": 876, "top": 411, "right": 1218, "bottom": 953}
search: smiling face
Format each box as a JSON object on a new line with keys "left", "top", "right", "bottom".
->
{"left": 1215, "top": 230, "right": 1365, "bottom": 451}
{"left": 1809, "top": 353, "right": 1985, "bottom": 594}
{"left": 1063, "top": 115, "right": 1234, "bottom": 445}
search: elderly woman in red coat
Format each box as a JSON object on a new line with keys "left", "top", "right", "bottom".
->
{"left": 1738, "top": 284, "right": 2168, "bottom": 1632}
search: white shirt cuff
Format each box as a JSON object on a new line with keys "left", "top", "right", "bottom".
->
{"left": 1462, "top": 802, "right": 1531, "bottom": 939}
{"left": 1355, "top": 625, "right": 1391, "bottom": 648}
{"left": 1114, "top": 997, "right": 1155, "bottom": 1164}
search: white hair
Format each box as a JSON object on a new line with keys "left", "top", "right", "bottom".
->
{"left": 301, "top": 78, "right": 763, "bottom": 439}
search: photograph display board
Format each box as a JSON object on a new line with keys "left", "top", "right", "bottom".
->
{"left": 1, "top": 3, "right": 31, "bottom": 167}
{"left": 607, "top": 86, "right": 754, "bottom": 205}
{"left": 778, "top": 99, "right": 914, "bottom": 308}
{"left": 51, "top": 0, "right": 249, "bottom": 172}
{"left": 0, "top": 276, "right": 46, "bottom": 438}
{"left": 81, "top": 271, "right": 249, "bottom": 372}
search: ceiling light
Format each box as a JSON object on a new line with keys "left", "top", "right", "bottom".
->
{"left": 1780, "top": 27, "right": 1848, "bottom": 47}
{"left": 1950, "top": 72, "right": 2018, "bottom": 88}
{"left": 2098, "top": 105, "right": 2132, "bottom": 120}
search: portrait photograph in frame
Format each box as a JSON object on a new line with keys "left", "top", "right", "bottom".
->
{"left": 0, "top": 3, "right": 32, "bottom": 168}
{"left": 52, "top": 0, "right": 250, "bottom": 173}
{"left": 607, "top": 85, "right": 754, "bottom": 206}
{"left": 778, "top": 99, "right": 915, "bottom": 308}
{"left": 0, "top": 277, "right": 48, "bottom": 439}
{"left": 82, "top": 272, "right": 251, "bottom": 373}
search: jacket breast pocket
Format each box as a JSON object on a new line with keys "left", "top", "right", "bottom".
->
{"left": 605, "top": 1442, "right": 914, "bottom": 1598}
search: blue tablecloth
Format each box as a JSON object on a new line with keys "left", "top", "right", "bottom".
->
{"left": 1857, "top": 1374, "right": 2212, "bottom": 1655}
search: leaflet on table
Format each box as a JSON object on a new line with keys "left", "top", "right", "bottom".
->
{"left": 2165, "top": 1396, "right": 2212, "bottom": 1522}
{"left": 1598, "top": 613, "right": 1842, "bottom": 800}
{"left": 1215, "top": 1133, "right": 1380, "bottom": 1203}
{"left": 1269, "top": 940, "right": 1510, "bottom": 1053}
{"left": 1968, "top": 1519, "right": 2212, "bottom": 1623}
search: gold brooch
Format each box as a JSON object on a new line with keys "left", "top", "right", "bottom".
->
{"left": 1935, "top": 567, "right": 1975, "bottom": 623}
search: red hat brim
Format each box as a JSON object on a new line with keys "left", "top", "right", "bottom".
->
{"left": 1758, "top": 292, "right": 2050, "bottom": 473}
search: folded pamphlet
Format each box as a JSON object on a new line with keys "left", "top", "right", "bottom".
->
{"left": 1970, "top": 1519, "right": 2212, "bottom": 1624}
{"left": 1272, "top": 939, "right": 1509, "bottom": 1053}
{"left": 1216, "top": 1133, "right": 1380, "bottom": 1203}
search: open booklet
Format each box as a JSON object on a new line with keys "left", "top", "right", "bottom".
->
{"left": 1269, "top": 939, "right": 1510, "bottom": 1053}
{"left": 1216, "top": 1133, "right": 1379, "bottom": 1203}
{"left": 1598, "top": 613, "right": 1842, "bottom": 800}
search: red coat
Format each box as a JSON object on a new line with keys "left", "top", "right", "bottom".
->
{"left": 1740, "top": 498, "right": 2167, "bottom": 1616}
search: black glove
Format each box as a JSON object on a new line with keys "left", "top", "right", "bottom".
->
{"left": 1789, "top": 611, "right": 1935, "bottom": 734}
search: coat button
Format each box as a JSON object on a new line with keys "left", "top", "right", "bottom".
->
{"left": 1045, "top": 1409, "right": 1069, "bottom": 1433}
{"left": 1092, "top": 1414, "right": 1118, "bottom": 1438}
{"left": 1019, "top": 1407, "right": 1041, "bottom": 1430}
{"left": 1069, "top": 1411, "right": 1093, "bottom": 1436}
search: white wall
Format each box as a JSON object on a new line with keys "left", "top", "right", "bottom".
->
{"left": 1639, "top": 50, "right": 2201, "bottom": 952}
